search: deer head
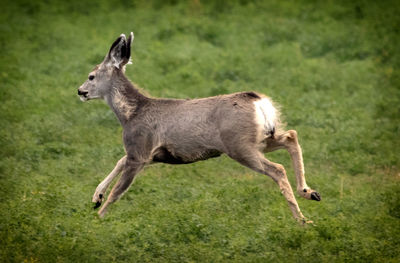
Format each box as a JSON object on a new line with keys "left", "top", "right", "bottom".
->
{"left": 78, "top": 32, "right": 134, "bottom": 101}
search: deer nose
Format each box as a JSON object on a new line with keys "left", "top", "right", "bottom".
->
{"left": 78, "top": 89, "right": 88, "bottom": 96}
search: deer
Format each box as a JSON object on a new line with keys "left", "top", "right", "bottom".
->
{"left": 77, "top": 32, "right": 321, "bottom": 223}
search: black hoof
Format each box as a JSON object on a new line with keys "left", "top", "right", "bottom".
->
{"left": 94, "top": 201, "right": 101, "bottom": 209}
{"left": 311, "top": 192, "right": 321, "bottom": 201}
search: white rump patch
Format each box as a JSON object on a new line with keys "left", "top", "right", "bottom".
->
{"left": 253, "top": 98, "right": 276, "bottom": 136}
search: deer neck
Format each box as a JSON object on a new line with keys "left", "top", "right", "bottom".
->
{"left": 105, "top": 72, "right": 146, "bottom": 125}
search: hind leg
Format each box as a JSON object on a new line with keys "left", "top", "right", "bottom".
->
{"left": 266, "top": 130, "right": 321, "bottom": 201}
{"left": 228, "top": 149, "right": 307, "bottom": 222}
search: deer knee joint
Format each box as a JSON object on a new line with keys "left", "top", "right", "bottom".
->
{"left": 287, "top": 130, "right": 298, "bottom": 140}
{"left": 125, "top": 155, "right": 146, "bottom": 167}
{"left": 117, "top": 156, "right": 127, "bottom": 166}
{"left": 274, "top": 163, "right": 286, "bottom": 176}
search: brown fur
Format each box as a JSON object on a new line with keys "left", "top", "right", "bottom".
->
{"left": 78, "top": 33, "right": 321, "bottom": 223}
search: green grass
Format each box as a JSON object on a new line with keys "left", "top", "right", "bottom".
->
{"left": 1, "top": 0, "right": 400, "bottom": 262}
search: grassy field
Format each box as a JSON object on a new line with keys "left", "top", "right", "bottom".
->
{"left": 1, "top": 0, "right": 400, "bottom": 262}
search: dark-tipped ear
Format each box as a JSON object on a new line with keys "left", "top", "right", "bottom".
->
{"left": 126, "top": 32, "right": 134, "bottom": 65}
{"left": 105, "top": 33, "right": 132, "bottom": 69}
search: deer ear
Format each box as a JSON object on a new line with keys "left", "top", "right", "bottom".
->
{"left": 126, "top": 32, "right": 134, "bottom": 65}
{"left": 106, "top": 34, "right": 130, "bottom": 69}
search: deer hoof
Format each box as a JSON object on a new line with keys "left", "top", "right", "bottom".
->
{"left": 298, "top": 217, "right": 315, "bottom": 226}
{"left": 93, "top": 193, "right": 104, "bottom": 209}
{"left": 92, "top": 188, "right": 104, "bottom": 202}
{"left": 94, "top": 201, "right": 102, "bottom": 209}
{"left": 311, "top": 191, "right": 321, "bottom": 201}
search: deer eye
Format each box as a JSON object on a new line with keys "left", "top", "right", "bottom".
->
{"left": 89, "top": 75, "right": 95, "bottom": 81}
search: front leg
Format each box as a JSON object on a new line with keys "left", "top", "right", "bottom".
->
{"left": 98, "top": 126, "right": 155, "bottom": 217}
{"left": 92, "top": 155, "right": 127, "bottom": 208}
{"left": 98, "top": 157, "right": 145, "bottom": 218}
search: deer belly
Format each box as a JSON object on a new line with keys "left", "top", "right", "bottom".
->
{"left": 152, "top": 146, "right": 221, "bottom": 164}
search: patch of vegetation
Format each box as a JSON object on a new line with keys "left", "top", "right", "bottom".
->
{"left": 1, "top": 0, "right": 399, "bottom": 262}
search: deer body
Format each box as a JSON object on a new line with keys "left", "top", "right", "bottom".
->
{"left": 78, "top": 33, "right": 321, "bottom": 222}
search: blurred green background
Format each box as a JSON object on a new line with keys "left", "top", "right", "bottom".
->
{"left": 1, "top": 0, "right": 399, "bottom": 262}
